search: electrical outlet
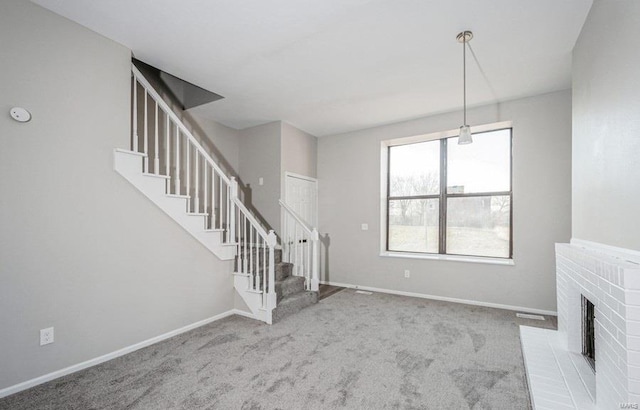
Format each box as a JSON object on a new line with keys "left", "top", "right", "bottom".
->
{"left": 258, "top": 177, "right": 264, "bottom": 186}
{"left": 40, "top": 327, "right": 54, "bottom": 346}
{"left": 404, "top": 270, "right": 410, "bottom": 278}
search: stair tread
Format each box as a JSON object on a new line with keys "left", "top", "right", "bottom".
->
{"left": 166, "top": 193, "right": 190, "bottom": 199}
{"left": 115, "top": 148, "right": 146, "bottom": 157}
{"left": 186, "top": 212, "right": 209, "bottom": 217}
{"left": 142, "top": 172, "right": 170, "bottom": 179}
{"left": 275, "top": 275, "right": 305, "bottom": 285}
{"left": 277, "top": 290, "right": 317, "bottom": 305}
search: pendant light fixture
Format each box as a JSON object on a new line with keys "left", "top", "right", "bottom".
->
{"left": 457, "top": 30, "right": 473, "bottom": 145}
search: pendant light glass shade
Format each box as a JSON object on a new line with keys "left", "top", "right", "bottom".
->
{"left": 458, "top": 125, "right": 472, "bottom": 145}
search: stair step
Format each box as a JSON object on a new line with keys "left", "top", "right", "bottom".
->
{"left": 142, "top": 172, "right": 170, "bottom": 179}
{"left": 166, "top": 193, "right": 190, "bottom": 199}
{"left": 272, "top": 291, "right": 318, "bottom": 323}
{"left": 186, "top": 212, "right": 209, "bottom": 217}
{"left": 115, "top": 148, "right": 146, "bottom": 157}
{"left": 275, "top": 275, "right": 306, "bottom": 302}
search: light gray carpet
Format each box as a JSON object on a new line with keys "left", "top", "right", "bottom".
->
{"left": 0, "top": 290, "right": 555, "bottom": 409}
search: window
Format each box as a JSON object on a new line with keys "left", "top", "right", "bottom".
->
{"left": 386, "top": 128, "right": 512, "bottom": 259}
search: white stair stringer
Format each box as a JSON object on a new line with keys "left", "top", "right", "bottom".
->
{"left": 233, "top": 273, "right": 275, "bottom": 324}
{"left": 114, "top": 149, "right": 236, "bottom": 260}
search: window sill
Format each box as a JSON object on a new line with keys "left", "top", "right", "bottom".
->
{"left": 380, "top": 251, "right": 515, "bottom": 266}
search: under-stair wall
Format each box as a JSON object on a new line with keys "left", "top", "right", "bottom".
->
{"left": 0, "top": 0, "right": 235, "bottom": 394}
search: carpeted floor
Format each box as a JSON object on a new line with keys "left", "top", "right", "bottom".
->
{"left": 0, "top": 290, "right": 556, "bottom": 409}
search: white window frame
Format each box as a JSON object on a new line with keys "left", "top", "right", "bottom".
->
{"left": 379, "top": 121, "right": 515, "bottom": 266}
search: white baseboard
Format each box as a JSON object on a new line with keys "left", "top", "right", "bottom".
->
{"left": 230, "top": 308, "right": 257, "bottom": 320}
{"left": 321, "top": 280, "right": 558, "bottom": 316}
{"left": 0, "top": 309, "right": 242, "bottom": 399}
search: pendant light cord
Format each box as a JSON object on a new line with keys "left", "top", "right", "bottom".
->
{"left": 463, "top": 35, "right": 467, "bottom": 126}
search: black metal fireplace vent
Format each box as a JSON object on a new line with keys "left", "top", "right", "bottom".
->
{"left": 582, "top": 295, "right": 596, "bottom": 371}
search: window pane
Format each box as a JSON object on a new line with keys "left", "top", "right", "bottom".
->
{"left": 389, "top": 141, "right": 440, "bottom": 196}
{"left": 388, "top": 199, "right": 439, "bottom": 253}
{"left": 446, "top": 196, "right": 510, "bottom": 258}
{"left": 447, "top": 129, "right": 511, "bottom": 194}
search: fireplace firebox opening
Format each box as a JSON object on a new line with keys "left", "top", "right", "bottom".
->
{"left": 581, "top": 295, "right": 596, "bottom": 372}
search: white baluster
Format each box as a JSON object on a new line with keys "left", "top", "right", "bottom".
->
{"left": 243, "top": 215, "right": 248, "bottom": 274}
{"left": 229, "top": 178, "right": 237, "bottom": 242}
{"left": 165, "top": 115, "right": 169, "bottom": 178}
{"left": 311, "top": 228, "right": 320, "bottom": 292}
{"left": 212, "top": 173, "right": 217, "bottom": 229}
{"left": 218, "top": 175, "right": 223, "bottom": 230}
{"left": 248, "top": 231, "right": 255, "bottom": 290}
{"left": 262, "top": 240, "right": 267, "bottom": 295}
{"left": 306, "top": 238, "right": 311, "bottom": 289}
{"left": 186, "top": 143, "right": 190, "bottom": 211}
{"left": 204, "top": 165, "right": 208, "bottom": 226}
{"left": 132, "top": 77, "right": 138, "bottom": 152}
{"left": 143, "top": 90, "right": 148, "bottom": 171}
{"left": 175, "top": 125, "right": 180, "bottom": 194}
{"left": 250, "top": 226, "right": 254, "bottom": 275}
{"left": 154, "top": 101, "right": 159, "bottom": 173}
{"left": 294, "top": 224, "right": 299, "bottom": 276}
{"left": 195, "top": 153, "right": 200, "bottom": 213}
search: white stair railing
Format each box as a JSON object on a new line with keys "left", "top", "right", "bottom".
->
{"left": 131, "top": 64, "right": 276, "bottom": 312}
{"left": 279, "top": 200, "right": 320, "bottom": 292}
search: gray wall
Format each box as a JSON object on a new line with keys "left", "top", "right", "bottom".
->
{"left": 188, "top": 114, "right": 241, "bottom": 176}
{"left": 281, "top": 122, "right": 318, "bottom": 181}
{"left": 238, "top": 121, "right": 282, "bottom": 231}
{"left": 318, "top": 90, "right": 572, "bottom": 312}
{"left": 572, "top": 0, "right": 640, "bottom": 252}
{"left": 0, "top": 0, "right": 234, "bottom": 391}
{"left": 238, "top": 121, "right": 318, "bottom": 233}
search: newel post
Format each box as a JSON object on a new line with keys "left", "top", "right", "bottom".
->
{"left": 311, "top": 228, "right": 320, "bottom": 292}
{"left": 267, "top": 230, "right": 278, "bottom": 296}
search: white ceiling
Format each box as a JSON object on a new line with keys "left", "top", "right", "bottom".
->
{"left": 32, "top": 0, "right": 592, "bottom": 136}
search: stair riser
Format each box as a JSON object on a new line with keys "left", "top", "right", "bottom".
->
{"left": 276, "top": 277, "right": 306, "bottom": 302}
{"left": 114, "top": 150, "right": 232, "bottom": 260}
{"left": 275, "top": 263, "right": 293, "bottom": 281}
{"left": 272, "top": 291, "right": 318, "bottom": 323}
{"left": 237, "top": 248, "right": 281, "bottom": 264}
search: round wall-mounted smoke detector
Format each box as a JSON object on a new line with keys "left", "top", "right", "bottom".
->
{"left": 10, "top": 107, "right": 32, "bottom": 123}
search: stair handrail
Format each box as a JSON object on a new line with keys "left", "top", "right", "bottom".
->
{"left": 279, "top": 199, "right": 319, "bottom": 292}
{"left": 279, "top": 200, "right": 315, "bottom": 236}
{"left": 232, "top": 179, "right": 272, "bottom": 243}
{"left": 131, "top": 64, "right": 231, "bottom": 186}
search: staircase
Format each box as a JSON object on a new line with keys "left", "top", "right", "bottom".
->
{"left": 115, "top": 63, "right": 318, "bottom": 324}
{"left": 235, "top": 246, "right": 318, "bottom": 323}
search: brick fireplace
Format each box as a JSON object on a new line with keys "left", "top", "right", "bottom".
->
{"left": 521, "top": 242, "right": 640, "bottom": 409}
{"left": 555, "top": 242, "right": 640, "bottom": 407}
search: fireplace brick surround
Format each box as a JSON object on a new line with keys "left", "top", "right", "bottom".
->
{"left": 555, "top": 242, "right": 640, "bottom": 407}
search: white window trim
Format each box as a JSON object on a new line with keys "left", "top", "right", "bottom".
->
{"left": 380, "top": 120, "right": 514, "bottom": 263}
{"left": 380, "top": 251, "right": 515, "bottom": 266}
